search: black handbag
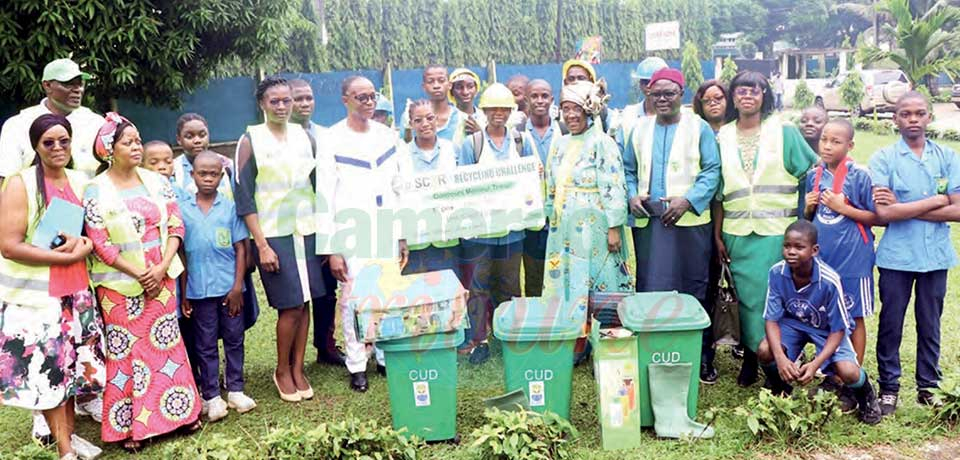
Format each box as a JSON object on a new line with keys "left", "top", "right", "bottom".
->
{"left": 712, "top": 262, "right": 740, "bottom": 346}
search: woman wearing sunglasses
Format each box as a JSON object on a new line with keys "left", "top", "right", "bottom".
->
{"left": 712, "top": 71, "right": 817, "bottom": 388}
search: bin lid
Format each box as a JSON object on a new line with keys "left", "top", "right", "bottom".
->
{"left": 378, "top": 327, "right": 465, "bottom": 352}
{"left": 492, "top": 297, "right": 585, "bottom": 342}
{"left": 618, "top": 291, "right": 711, "bottom": 332}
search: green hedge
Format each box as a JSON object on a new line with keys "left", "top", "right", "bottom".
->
{"left": 321, "top": 0, "right": 714, "bottom": 70}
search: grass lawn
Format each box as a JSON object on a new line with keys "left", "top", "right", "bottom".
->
{"left": 2, "top": 132, "right": 960, "bottom": 459}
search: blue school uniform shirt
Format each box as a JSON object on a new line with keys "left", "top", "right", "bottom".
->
{"left": 763, "top": 258, "right": 850, "bottom": 335}
{"left": 804, "top": 162, "right": 876, "bottom": 278}
{"left": 178, "top": 192, "right": 250, "bottom": 300}
{"left": 525, "top": 118, "right": 560, "bottom": 164}
{"left": 621, "top": 117, "right": 721, "bottom": 224}
{"left": 868, "top": 139, "right": 960, "bottom": 272}
{"left": 457, "top": 129, "right": 535, "bottom": 245}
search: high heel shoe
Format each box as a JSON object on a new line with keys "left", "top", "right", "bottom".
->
{"left": 273, "top": 370, "right": 302, "bottom": 402}
{"left": 298, "top": 383, "right": 314, "bottom": 400}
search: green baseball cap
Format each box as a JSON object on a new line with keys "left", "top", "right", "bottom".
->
{"left": 42, "top": 58, "right": 93, "bottom": 82}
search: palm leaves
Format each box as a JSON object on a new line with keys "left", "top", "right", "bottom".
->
{"left": 858, "top": 0, "right": 960, "bottom": 90}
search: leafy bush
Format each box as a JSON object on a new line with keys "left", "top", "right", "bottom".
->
{"left": 733, "top": 389, "right": 841, "bottom": 448}
{"left": 162, "top": 433, "right": 255, "bottom": 460}
{"left": 941, "top": 128, "right": 960, "bottom": 142}
{"left": 852, "top": 117, "right": 897, "bottom": 136}
{"left": 469, "top": 408, "right": 578, "bottom": 460}
{"left": 793, "top": 80, "right": 815, "bottom": 110}
{"left": 933, "top": 92, "right": 952, "bottom": 103}
{"left": 10, "top": 440, "right": 56, "bottom": 460}
{"left": 839, "top": 71, "right": 866, "bottom": 116}
{"left": 719, "top": 57, "right": 738, "bottom": 85}
{"left": 264, "top": 420, "right": 423, "bottom": 460}
{"left": 932, "top": 374, "right": 960, "bottom": 426}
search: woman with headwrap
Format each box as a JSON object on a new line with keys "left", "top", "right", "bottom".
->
{"left": 0, "top": 114, "right": 105, "bottom": 459}
{"left": 543, "top": 80, "right": 633, "bottom": 331}
{"left": 83, "top": 113, "right": 201, "bottom": 450}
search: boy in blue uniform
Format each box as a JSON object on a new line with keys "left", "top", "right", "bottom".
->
{"left": 870, "top": 92, "right": 960, "bottom": 415}
{"left": 179, "top": 152, "right": 256, "bottom": 421}
{"left": 757, "top": 220, "right": 881, "bottom": 424}
{"left": 802, "top": 119, "right": 883, "bottom": 409}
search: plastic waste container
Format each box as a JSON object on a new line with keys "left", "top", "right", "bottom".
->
{"left": 379, "top": 328, "right": 464, "bottom": 441}
{"left": 493, "top": 297, "right": 584, "bottom": 419}
{"left": 618, "top": 291, "right": 711, "bottom": 427}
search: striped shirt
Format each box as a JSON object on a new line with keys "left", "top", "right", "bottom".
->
{"left": 763, "top": 258, "right": 849, "bottom": 335}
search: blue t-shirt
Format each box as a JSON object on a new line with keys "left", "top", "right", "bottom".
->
{"left": 763, "top": 258, "right": 850, "bottom": 335}
{"left": 868, "top": 139, "right": 960, "bottom": 272}
{"left": 804, "top": 161, "right": 876, "bottom": 278}
{"left": 178, "top": 192, "right": 250, "bottom": 300}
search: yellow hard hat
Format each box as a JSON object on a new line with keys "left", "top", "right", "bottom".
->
{"left": 562, "top": 59, "right": 597, "bottom": 82}
{"left": 478, "top": 83, "right": 516, "bottom": 110}
{"left": 448, "top": 68, "right": 482, "bottom": 103}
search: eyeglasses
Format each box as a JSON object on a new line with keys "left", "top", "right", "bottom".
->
{"left": 734, "top": 87, "right": 765, "bottom": 97}
{"left": 267, "top": 98, "right": 292, "bottom": 107}
{"left": 351, "top": 92, "right": 378, "bottom": 104}
{"left": 41, "top": 138, "right": 71, "bottom": 149}
{"left": 649, "top": 91, "right": 681, "bottom": 100}
{"left": 701, "top": 96, "right": 725, "bottom": 106}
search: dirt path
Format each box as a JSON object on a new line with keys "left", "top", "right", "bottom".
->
{"left": 807, "top": 438, "right": 960, "bottom": 460}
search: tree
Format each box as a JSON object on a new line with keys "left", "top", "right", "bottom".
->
{"left": 859, "top": 0, "right": 960, "bottom": 92}
{"left": 0, "top": 0, "right": 317, "bottom": 109}
{"left": 839, "top": 71, "right": 866, "bottom": 115}
{"left": 794, "top": 80, "right": 815, "bottom": 109}
{"left": 681, "top": 42, "right": 704, "bottom": 95}
{"left": 719, "top": 57, "right": 739, "bottom": 85}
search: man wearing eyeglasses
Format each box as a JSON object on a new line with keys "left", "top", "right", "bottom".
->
{"left": 0, "top": 58, "right": 105, "bottom": 181}
{"left": 623, "top": 67, "right": 722, "bottom": 384}
{"left": 314, "top": 75, "right": 409, "bottom": 392}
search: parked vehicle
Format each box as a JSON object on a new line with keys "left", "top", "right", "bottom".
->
{"left": 815, "top": 69, "right": 911, "bottom": 114}
{"left": 952, "top": 83, "right": 960, "bottom": 109}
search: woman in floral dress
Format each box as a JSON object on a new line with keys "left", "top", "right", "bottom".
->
{"left": 0, "top": 114, "right": 106, "bottom": 459}
{"left": 543, "top": 79, "right": 633, "bottom": 308}
{"left": 83, "top": 113, "right": 200, "bottom": 450}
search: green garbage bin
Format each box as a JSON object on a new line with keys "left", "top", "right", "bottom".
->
{"left": 493, "top": 297, "right": 583, "bottom": 419}
{"left": 378, "top": 328, "right": 464, "bottom": 441}
{"left": 618, "top": 291, "right": 711, "bottom": 427}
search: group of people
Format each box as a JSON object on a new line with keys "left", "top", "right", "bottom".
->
{"left": 0, "top": 55, "right": 956, "bottom": 458}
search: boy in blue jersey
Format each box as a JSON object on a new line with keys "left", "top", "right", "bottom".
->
{"left": 802, "top": 119, "right": 883, "bottom": 410}
{"left": 757, "top": 220, "right": 881, "bottom": 424}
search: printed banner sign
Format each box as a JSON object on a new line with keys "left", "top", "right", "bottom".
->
{"left": 645, "top": 21, "right": 680, "bottom": 51}
{"left": 395, "top": 157, "right": 545, "bottom": 246}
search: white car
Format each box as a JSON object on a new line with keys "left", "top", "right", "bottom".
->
{"left": 815, "top": 69, "right": 911, "bottom": 114}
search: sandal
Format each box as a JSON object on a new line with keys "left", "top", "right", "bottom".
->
{"left": 122, "top": 440, "right": 142, "bottom": 453}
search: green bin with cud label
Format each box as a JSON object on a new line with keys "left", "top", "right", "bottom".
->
{"left": 618, "top": 292, "right": 711, "bottom": 427}
{"left": 378, "top": 328, "right": 464, "bottom": 441}
{"left": 493, "top": 297, "right": 585, "bottom": 419}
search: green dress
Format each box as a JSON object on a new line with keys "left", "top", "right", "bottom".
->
{"left": 542, "top": 131, "right": 634, "bottom": 304}
{"left": 721, "top": 125, "right": 817, "bottom": 351}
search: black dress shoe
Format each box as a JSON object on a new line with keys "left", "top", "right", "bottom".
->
{"left": 377, "top": 364, "right": 387, "bottom": 377}
{"left": 317, "top": 350, "right": 346, "bottom": 366}
{"left": 350, "top": 372, "right": 368, "bottom": 392}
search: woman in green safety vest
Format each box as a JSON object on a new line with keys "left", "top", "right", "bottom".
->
{"left": 83, "top": 112, "right": 202, "bottom": 448}
{"left": 0, "top": 114, "right": 105, "bottom": 459}
{"left": 712, "top": 71, "right": 817, "bottom": 387}
{"left": 234, "top": 76, "right": 326, "bottom": 403}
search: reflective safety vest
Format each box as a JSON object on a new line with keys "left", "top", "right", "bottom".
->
{"left": 471, "top": 130, "right": 528, "bottom": 239}
{"left": 631, "top": 112, "right": 711, "bottom": 228}
{"left": 717, "top": 115, "right": 799, "bottom": 236}
{"left": 88, "top": 168, "right": 184, "bottom": 297}
{"left": 248, "top": 123, "right": 316, "bottom": 238}
{"left": 0, "top": 167, "right": 89, "bottom": 310}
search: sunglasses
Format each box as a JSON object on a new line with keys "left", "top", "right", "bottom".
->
{"left": 41, "top": 138, "right": 71, "bottom": 149}
{"left": 734, "top": 87, "right": 765, "bottom": 97}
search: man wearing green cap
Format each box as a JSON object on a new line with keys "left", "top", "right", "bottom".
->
{"left": 0, "top": 58, "right": 105, "bottom": 180}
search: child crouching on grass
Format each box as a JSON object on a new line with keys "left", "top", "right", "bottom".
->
{"left": 178, "top": 151, "right": 256, "bottom": 421}
{"left": 803, "top": 119, "right": 882, "bottom": 412}
{"left": 757, "top": 220, "right": 881, "bottom": 425}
